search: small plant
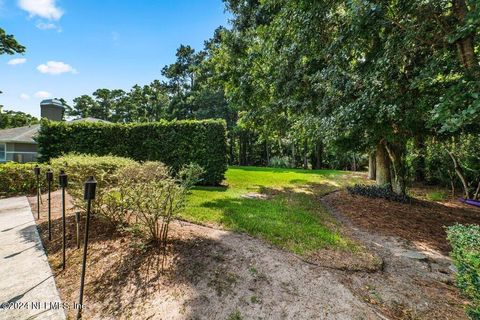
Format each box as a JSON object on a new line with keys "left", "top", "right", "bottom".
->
{"left": 117, "top": 162, "right": 203, "bottom": 246}
{"left": 97, "top": 188, "right": 131, "bottom": 228}
{"left": 347, "top": 184, "right": 410, "bottom": 203}
{"left": 268, "top": 156, "right": 294, "bottom": 168}
{"left": 447, "top": 224, "right": 480, "bottom": 319}
{"left": 426, "top": 191, "right": 447, "bottom": 202}
{"left": 227, "top": 309, "right": 242, "bottom": 320}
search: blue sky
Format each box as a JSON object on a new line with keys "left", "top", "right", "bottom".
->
{"left": 0, "top": 0, "right": 230, "bottom": 117}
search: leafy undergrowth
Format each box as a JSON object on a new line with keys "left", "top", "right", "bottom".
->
{"left": 347, "top": 184, "right": 411, "bottom": 203}
{"left": 181, "top": 166, "right": 366, "bottom": 255}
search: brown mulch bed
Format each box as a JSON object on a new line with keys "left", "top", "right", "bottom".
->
{"left": 323, "top": 190, "right": 480, "bottom": 255}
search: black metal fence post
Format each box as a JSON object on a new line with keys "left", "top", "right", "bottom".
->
{"left": 77, "top": 176, "right": 97, "bottom": 320}
{"left": 46, "top": 169, "right": 53, "bottom": 241}
{"left": 34, "top": 165, "right": 40, "bottom": 219}
{"left": 75, "top": 212, "right": 81, "bottom": 249}
{"left": 59, "top": 170, "right": 68, "bottom": 270}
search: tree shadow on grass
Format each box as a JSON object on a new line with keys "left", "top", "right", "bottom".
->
{"left": 230, "top": 166, "right": 344, "bottom": 176}
{"left": 199, "top": 184, "right": 348, "bottom": 255}
{"left": 192, "top": 185, "right": 228, "bottom": 193}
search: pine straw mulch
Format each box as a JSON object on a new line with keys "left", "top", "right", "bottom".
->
{"left": 323, "top": 190, "right": 480, "bottom": 255}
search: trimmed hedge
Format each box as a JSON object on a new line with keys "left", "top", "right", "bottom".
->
{"left": 37, "top": 119, "right": 228, "bottom": 185}
{"left": 447, "top": 224, "right": 480, "bottom": 319}
{"left": 0, "top": 154, "right": 136, "bottom": 197}
{"left": 0, "top": 162, "right": 51, "bottom": 196}
{"left": 51, "top": 154, "right": 137, "bottom": 212}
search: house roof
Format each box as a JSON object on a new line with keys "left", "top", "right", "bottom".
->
{"left": 0, "top": 124, "right": 40, "bottom": 144}
{"left": 0, "top": 117, "right": 111, "bottom": 145}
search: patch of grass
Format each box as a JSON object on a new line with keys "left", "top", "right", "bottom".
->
{"left": 181, "top": 166, "right": 364, "bottom": 255}
{"left": 227, "top": 310, "right": 243, "bottom": 320}
{"left": 426, "top": 191, "right": 448, "bottom": 201}
{"left": 250, "top": 295, "right": 260, "bottom": 304}
{"left": 248, "top": 266, "right": 258, "bottom": 275}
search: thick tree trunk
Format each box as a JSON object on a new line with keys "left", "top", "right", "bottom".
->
{"left": 453, "top": 0, "right": 480, "bottom": 76}
{"left": 375, "top": 142, "right": 391, "bottom": 186}
{"left": 368, "top": 152, "right": 376, "bottom": 180}
{"left": 384, "top": 142, "right": 407, "bottom": 196}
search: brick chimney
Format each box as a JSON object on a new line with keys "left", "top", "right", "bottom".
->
{"left": 40, "top": 99, "right": 64, "bottom": 121}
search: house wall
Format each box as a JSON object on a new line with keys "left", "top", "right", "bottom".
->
{"left": 2, "top": 142, "right": 38, "bottom": 163}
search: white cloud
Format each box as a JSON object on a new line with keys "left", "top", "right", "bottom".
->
{"left": 20, "top": 93, "right": 30, "bottom": 100}
{"left": 18, "top": 0, "right": 63, "bottom": 20}
{"left": 34, "top": 91, "right": 52, "bottom": 99}
{"left": 36, "top": 21, "right": 61, "bottom": 32}
{"left": 7, "top": 58, "right": 26, "bottom": 65}
{"left": 37, "top": 61, "right": 77, "bottom": 75}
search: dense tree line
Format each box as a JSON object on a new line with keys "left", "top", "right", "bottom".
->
{"left": 0, "top": 108, "right": 38, "bottom": 129}
{"left": 62, "top": 1, "right": 480, "bottom": 198}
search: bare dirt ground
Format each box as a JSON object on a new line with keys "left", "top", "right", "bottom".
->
{"left": 28, "top": 187, "right": 480, "bottom": 319}
{"left": 323, "top": 191, "right": 480, "bottom": 319}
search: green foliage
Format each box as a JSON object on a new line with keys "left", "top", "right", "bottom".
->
{"left": 37, "top": 119, "right": 228, "bottom": 185}
{"left": 0, "top": 27, "right": 25, "bottom": 55}
{"left": 0, "top": 154, "right": 133, "bottom": 198}
{"left": 95, "top": 161, "right": 202, "bottom": 243}
{"left": 424, "top": 134, "right": 480, "bottom": 198}
{"left": 268, "top": 156, "right": 294, "bottom": 168}
{"left": 426, "top": 191, "right": 448, "bottom": 202}
{"left": 215, "top": 0, "right": 480, "bottom": 190}
{"left": 0, "top": 108, "right": 38, "bottom": 129}
{"left": 115, "top": 162, "right": 201, "bottom": 243}
{"left": 347, "top": 184, "right": 410, "bottom": 203}
{"left": 0, "top": 162, "right": 51, "bottom": 196}
{"left": 447, "top": 224, "right": 480, "bottom": 319}
{"left": 50, "top": 154, "right": 136, "bottom": 211}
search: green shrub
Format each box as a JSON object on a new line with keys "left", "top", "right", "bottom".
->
{"left": 447, "top": 224, "right": 480, "bottom": 319}
{"left": 268, "top": 156, "right": 294, "bottom": 168}
{"left": 347, "top": 184, "right": 410, "bottom": 203}
{"left": 426, "top": 191, "right": 447, "bottom": 201}
{"left": 112, "top": 161, "right": 203, "bottom": 244}
{"left": 37, "top": 119, "right": 228, "bottom": 185}
{"left": 50, "top": 154, "right": 136, "bottom": 212}
{"left": 0, "top": 162, "right": 54, "bottom": 196}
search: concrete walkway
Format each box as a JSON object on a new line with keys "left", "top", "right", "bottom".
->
{"left": 0, "top": 196, "right": 65, "bottom": 320}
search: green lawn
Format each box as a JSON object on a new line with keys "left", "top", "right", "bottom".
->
{"left": 181, "top": 166, "right": 364, "bottom": 255}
